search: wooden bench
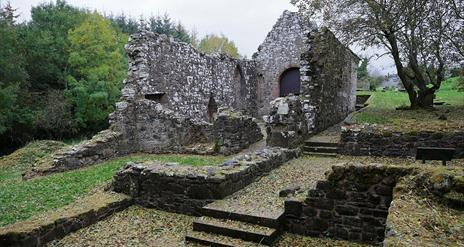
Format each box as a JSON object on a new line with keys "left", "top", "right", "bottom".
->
{"left": 416, "top": 147, "right": 455, "bottom": 166}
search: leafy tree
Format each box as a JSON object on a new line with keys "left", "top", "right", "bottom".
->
{"left": 357, "top": 58, "right": 369, "bottom": 80}
{"left": 292, "top": 0, "right": 464, "bottom": 108}
{"left": 24, "top": 0, "right": 87, "bottom": 90}
{"left": 198, "top": 34, "right": 240, "bottom": 58}
{"left": 0, "top": 2, "right": 32, "bottom": 136}
{"left": 0, "top": 2, "right": 28, "bottom": 86}
{"left": 66, "top": 12, "right": 128, "bottom": 130}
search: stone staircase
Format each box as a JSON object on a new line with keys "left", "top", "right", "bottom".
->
{"left": 185, "top": 206, "right": 282, "bottom": 246}
{"left": 303, "top": 141, "right": 339, "bottom": 157}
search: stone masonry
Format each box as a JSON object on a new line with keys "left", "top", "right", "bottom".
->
{"left": 285, "top": 163, "right": 413, "bottom": 245}
{"left": 112, "top": 148, "right": 299, "bottom": 215}
{"left": 340, "top": 124, "right": 464, "bottom": 158}
{"left": 37, "top": 10, "right": 359, "bottom": 174}
{"left": 213, "top": 108, "right": 263, "bottom": 155}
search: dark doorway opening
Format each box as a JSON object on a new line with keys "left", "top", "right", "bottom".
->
{"left": 279, "top": 68, "right": 301, "bottom": 97}
{"left": 207, "top": 95, "right": 218, "bottom": 123}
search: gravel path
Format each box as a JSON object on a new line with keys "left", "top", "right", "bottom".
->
{"left": 205, "top": 156, "right": 343, "bottom": 218}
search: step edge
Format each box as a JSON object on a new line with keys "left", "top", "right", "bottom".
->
{"left": 194, "top": 219, "right": 276, "bottom": 238}
{"left": 185, "top": 231, "right": 258, "bottom": 247}
{"left": 200, "top": 207, "right": 283, "bottom": 228}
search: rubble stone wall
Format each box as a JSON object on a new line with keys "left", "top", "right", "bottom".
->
{"left": 123, "top": 31, "right": 260, "bottom": 121}
{"left": 213, "top": 109, "right": 263, "bottom": 155}
{"left": 112, "top": 148, "right": 299, "bottom": 215}
{"left": 340, "top": 125, "right": 464, "bottom": 158}
{"left": 301, "top": 27, "right": 358, "bottom": 133}
{"left": 285, "top": 163, "right": 414, "bottom": 245}
{"left": 253, "top": 10, "right": 314, "bottom": 116}
{"left": 36, "top": 11, "right": 360, "bottom": 176}
{"left": 265, "top": 96, "right": 309, "bottom": 148}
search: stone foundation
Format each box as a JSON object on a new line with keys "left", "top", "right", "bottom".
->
{"left": 213, "top": 109, "right": 263, "bottom": 155}
{"left": 112, "top": 147, "right": 299, "bottom": 215}
{"left": 0, "top": 192, "right": 132, "bottom": 247}
{"left": 340, "top": 124, "right": 464, "bottom": 158}
{"left": 285, "top": 163, "right": 414, "bottom": 245}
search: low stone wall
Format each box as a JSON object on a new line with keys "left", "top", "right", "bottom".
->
{"left": 24, "top": 130, "right": 125, "bottom": 179}
{"left": 112, "top": 147, "right": 300, "bottom": 215}
{"left": 340, "top": 124, "right": 464, "bottom": 158}
{"left": 0, "top": 192, "right": 132, "bottom": 247}
{"left": 213, "top": 109, "right": 263, "bottom": 155}
{"left": 266, "top": 96, "right": 310, "bottom": 148}
{"left": 285, "top": 163, "right": 414, "bottom": 245}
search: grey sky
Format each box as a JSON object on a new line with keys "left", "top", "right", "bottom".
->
{"left": 12, "top": 0, "right": 395, "bottom": 74}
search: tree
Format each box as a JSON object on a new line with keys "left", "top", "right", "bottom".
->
{"left": 292, "top": 0, "right": 464, "bottom": 108}
{"left": 107, "top": 13, "right": 139, "bottom": 35}
{"left": 357, "top": 58, "right": 369, "bottom": 80}
{"left": 66, "top": 12, "right": 128, "bottom": 131}
{"left": 24, "top": 0, "right": 87, "bottom": 90}
{"left": 147, "top": 14, "right": 191, "bottom": 43}
{"left": 198, "top": 34, "right": 240, "bottom": 58}
{"left": 0, "top": 2, "right": 33, "bottom": 136}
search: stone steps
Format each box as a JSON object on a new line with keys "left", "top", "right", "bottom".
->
{"left": 303, "top": 146, "right": 338, "bottom": 153}
{"left": 302, "top": 151, "right": 338, "bottom": 157}
{"left": 185, "top": 231, "right": 260, "bottom": 247}
{"left": 186, "top": 207, "right": 283, "bottom": 246}
{"left": 200, "top": 206, "right": 283, "bottom": 228}
{"left": 304, "top": 141, "right": 339, "bottom": 147}
{"left": 192, "top": 216, "right": 279, "bottom": 245}
{"left": 303, "top": 141, "right": 339, "bottom": 157}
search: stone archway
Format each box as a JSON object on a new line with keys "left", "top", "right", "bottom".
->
{"left": 279, "top": 68, "right": 301, "bottom": 97}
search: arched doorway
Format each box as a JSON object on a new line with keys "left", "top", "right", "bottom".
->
{"left": 279, "top": 68, "right": 301, "bottom": 97}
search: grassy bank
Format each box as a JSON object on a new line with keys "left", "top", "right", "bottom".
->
{"left": 354, "top": 78, "right": 464, "bottom": 131}
{"left": 0, "top": 141, "right": 225, "bottom": 227}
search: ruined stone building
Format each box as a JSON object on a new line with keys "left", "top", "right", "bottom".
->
{"left": 39, "top": 10, "right": 359, "bottom": 173}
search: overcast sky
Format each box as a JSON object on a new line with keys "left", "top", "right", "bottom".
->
{"left": 12, "top": 0, "right": 395, "bottom": 75}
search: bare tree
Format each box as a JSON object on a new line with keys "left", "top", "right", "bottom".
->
{"left": 292, "top": 0, "right": 464, "bottom": 108}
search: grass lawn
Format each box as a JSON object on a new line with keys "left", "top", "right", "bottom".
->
{"left": 354, "top": 78, "right": 464, "bottom": 131}
{"left": 0, "top": 141, "right": 225, "bottom": 227}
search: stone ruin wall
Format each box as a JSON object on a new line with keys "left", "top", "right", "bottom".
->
{"left": 285, "top": 164, "right": 414, "bottom": 245}
{"left": 253, "top": 10, "right": 314, "bottom": 116}
{"left": 122, "top": 31, "right": 261, "bottom": 121}
{"left": 266, "top": 24, "right": 359, "bottom": 147}
{"left": 112, "top": 148, "right": 299, "bottom": 215}
{"left": 300, "top": 27, "right": 358, "bottom": 133}
{"left": 340, "top": 124, "right": 464, "bottom": 158}
{"left": 34, "top": 11, "right": 360, "bottom": 175}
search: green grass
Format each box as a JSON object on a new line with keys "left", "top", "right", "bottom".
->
{"left": 0, "top": 141, "right": 225, "bottom": 227}
{"left": 354, "top": 78, "right": 464, "bottom": 131}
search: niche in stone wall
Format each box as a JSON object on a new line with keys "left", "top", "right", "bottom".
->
{"left": 207, "top": 95, "right": 218, "bottom": 123}
{"left": 145, "top": 93, "right": 168, "bottom": 104}
{"left": 279, "top": 68, "right": 301, "bottom": 97}
{"left": 234, "top": 65, "right": 247, "bottom": 110}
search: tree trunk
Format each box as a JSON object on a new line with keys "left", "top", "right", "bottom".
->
{"left": 385, "top": 32, "right": 435, "bottom": 109}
